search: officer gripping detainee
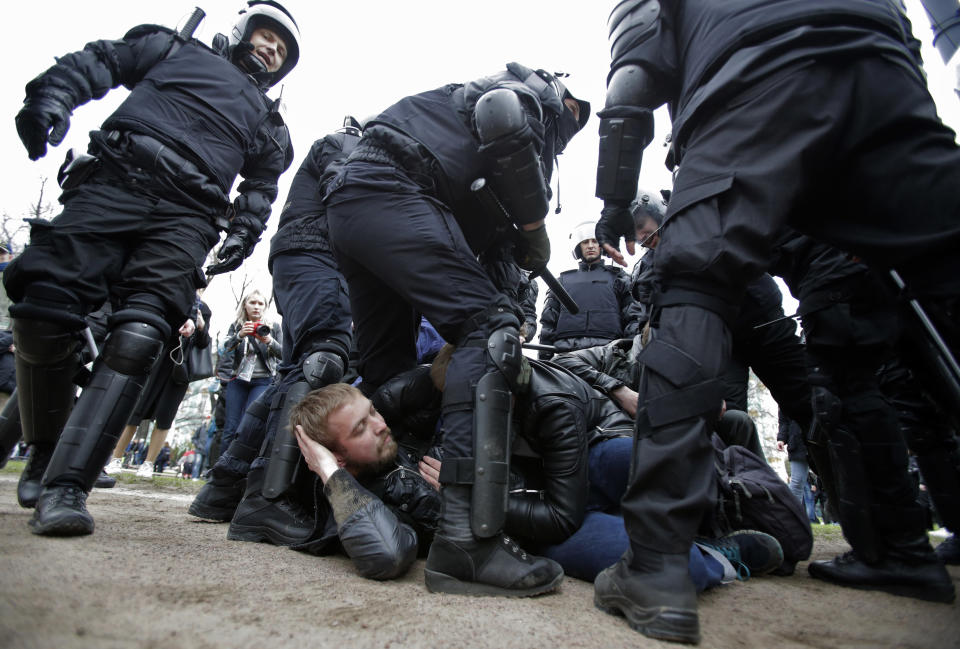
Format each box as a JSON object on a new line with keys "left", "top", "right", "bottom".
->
{"left": 6, "top": 1, "right": 300, "bottom": 537}
{"left": 592, "top": 0, "right": 960, "bottom": 643}
{"left": 325, "top": 63, "right": 589, "bottom": 597}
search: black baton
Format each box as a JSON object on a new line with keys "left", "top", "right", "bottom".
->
{"left": 471, "top": 178, "right": 580, "bottom": 315}
{"left": 179, "top": 7, "right": 206, "bottom": 39}
{"left": 521, "top": 342, "right": 558, "bottom": 353}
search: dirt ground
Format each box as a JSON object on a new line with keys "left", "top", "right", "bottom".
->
{"left": 0, "top": 472, "right": 958, "bottom": 649}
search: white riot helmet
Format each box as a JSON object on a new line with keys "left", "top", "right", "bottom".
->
{"left": 229, "top": 1, "right": 300, "bottom": 87}
{"left": 570, "top": 220, "right": 599, "bottom": 259}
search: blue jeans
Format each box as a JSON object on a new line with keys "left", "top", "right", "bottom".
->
{"left": 789, "top": 460, "right": 818, "bottom": 522}
{"left": 541, "top": 437, "right": 724, "bottom": 590}
{"left": 220, "top": 376, "right": 272, "bottom": 452}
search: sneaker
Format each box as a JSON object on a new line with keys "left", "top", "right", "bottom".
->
{"left": 424, "top": 534, "right": 564, "bottom": 597}
{"left": 17, "top": 444, "right": 54, "bottom": 509}
{"left": 594, "top": 552, "right": 699, "bottom": 645}
{"left": 696, "top": 530, "right": 784, "bottom": 580}
{"left": 934, "top": 534, "right": 960, "bottom": 566}
{"left": 29, "top": 484, "right": 95, "bottom": 536}
{"left": 104, "top": 457, "right": 124, "bottom": 475}
{"left": 93, "top": 471, "right": 116, "bottom": 489}
{"left": 135, "top": 460, "right": 154, "bottom": 478}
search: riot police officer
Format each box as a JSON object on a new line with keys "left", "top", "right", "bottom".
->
{"left": 593, "top": 0, "right": 960, "bottom": 642}
{"left": 6, "top": 1, "right": 300, "bottom": 536}
{"left": 326, "top": 63, "right": 589, "bottom": 596}
{"left": 538, "top": 221, "right": 638, "bottom": 358}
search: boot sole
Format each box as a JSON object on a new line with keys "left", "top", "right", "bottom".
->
{"left": 226, "top": 522, "right": 311, "bottom": 547}
{"left": 187, "top": 500, "right": 238, "bottom": 522}
{"left": 594, "top": 590, "right": 700, "bottom": 644}
{"left": 424, "top": 568, "right": 563, "bottom": 597}
{"left": 29, "top": 514, "right": 94, "bottom": 537}
{"left": 808, "top": 568, "right": 956, "bottom": 604}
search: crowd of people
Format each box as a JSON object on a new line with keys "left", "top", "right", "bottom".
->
{"left": 2, "top": 0, "right": 959, "bottom": 646}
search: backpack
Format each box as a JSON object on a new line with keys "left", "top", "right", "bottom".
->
{"left": 708, "top": 434, "right": 813, "bottom": 575}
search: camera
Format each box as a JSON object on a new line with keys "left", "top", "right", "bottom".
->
{"left": 254, "top": 323, "right": 271, "bottom": 337}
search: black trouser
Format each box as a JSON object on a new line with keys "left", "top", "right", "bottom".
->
{"left": 327, "top": 161, "right": 502, "bottom": 391}
{"left": 3, "top": 177, "right": 218, "bottom": 324}
{"left": 271, "top": 248, "right": 352, "bottom": 369}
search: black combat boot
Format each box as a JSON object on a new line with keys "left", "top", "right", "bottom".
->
{"left": 188, "top": 474, "right": 247, "bottom": 522}
{"left": 226, "top": 466, "right": 316, "bottom": 545}
{"left": 808, "top": 536, "right": 955, "bottom": 604}
{"left": 424, "top": 485, "right": 563, "bottom": 597}
{"left": 17, "top": 443, "right": 54, "bottom": 508}
{"left": 28, "top": 482, "right": 94, "bottom": 536}
{"left": 935, "top": 534, "right": 960, "bottom": 565}
{"left": 594, "top": 549, "right": 700, "bottom": 645}
{"left": 188, "top": 439, "right": 258, "bottom": 522}
{"left": 93, "top": 471, "right": 116, "bottom": 489}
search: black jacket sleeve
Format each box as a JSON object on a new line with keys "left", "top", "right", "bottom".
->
{"left": 21, "top": 27, "right": 177, "bottom": 115}
{"left": 506, "top": 398, "right": 589, "bottom": 545}
{"left": 551, "top": 345, "right": 625, "bottom": 397}
{"left": 324, "top": 469, "right": 419, "bottom": 580}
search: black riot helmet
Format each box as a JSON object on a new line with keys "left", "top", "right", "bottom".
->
{"left": 228, "top": 0, "right": 300, "bottom": 87}
{"left": 630, "top": 188, "right": 668, "bottom": 228}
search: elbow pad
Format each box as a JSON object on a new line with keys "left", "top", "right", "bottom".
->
{"left": 475, "top": 88, "right": 550, "bottom": 225}
{"left": 595, "top": 64, "right": 657, "bottom": 204}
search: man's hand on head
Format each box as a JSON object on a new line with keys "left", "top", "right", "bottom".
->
{"left": 294, "top": 425, "right": 340, "bottom": 483}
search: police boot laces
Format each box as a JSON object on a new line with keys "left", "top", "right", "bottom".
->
{"left": 50, "top": 485, "right": 88, "bottom": 510}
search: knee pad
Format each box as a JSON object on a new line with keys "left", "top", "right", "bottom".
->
{"left": 302, "top": 350, "right": 345, "bottom": 389}
{"left": 101, "top": 321, "right": 167, "bottom": 376}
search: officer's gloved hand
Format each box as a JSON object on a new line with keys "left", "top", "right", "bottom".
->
{"left": 596, "top": 203, "right": 636, "bottom": 267}
{"left": 515, "top": 224, "right": 550, "bottom": 272}
{"left": 15, "top": 95, "right": 72, "bottom": 161}
{"left": 206, "top": 227, "right": 258, "bottom": 277}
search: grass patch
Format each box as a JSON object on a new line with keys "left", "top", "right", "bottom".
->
{"left": 3, "top": 459, "right": 204, "bottom": 494}
{"left": 811, "top": 522, "right": 845, "bottom": 544}
{"left": 1, "top": 459, "right": 26, "bottom": 475}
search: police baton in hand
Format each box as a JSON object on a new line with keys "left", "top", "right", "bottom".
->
{"left": 471, "top": 178, "right": 579, "bottom": 315}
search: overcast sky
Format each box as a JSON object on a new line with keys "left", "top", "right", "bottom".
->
{"left": 4, "top": 0, "right": 958, "bottom": 342}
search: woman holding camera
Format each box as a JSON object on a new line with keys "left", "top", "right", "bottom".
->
{"left": 219, "top": 290, "right": 282, "bottom": 452}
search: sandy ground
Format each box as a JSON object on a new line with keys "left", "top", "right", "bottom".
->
{"left": 0, "top": 472, "right": 958, "bottom": 649}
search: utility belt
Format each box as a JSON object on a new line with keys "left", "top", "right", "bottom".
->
{"left": 69, "top": 130, "right": 232, "bottom": 230}
{"left": 348, "top": 127, "right": 444, "bottom": 197}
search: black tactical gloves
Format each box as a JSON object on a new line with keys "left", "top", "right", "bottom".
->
{"left": 596, "top": 204, "right": 636, "bottom": 259}
{"left": 206, "top": 227, "right": 259, "bottom": 276}
{"left": 515, "top": 224, "right": 551, "bottom": 272}
{"left": 16, "top": 93, "right": 73, "bottom": 160}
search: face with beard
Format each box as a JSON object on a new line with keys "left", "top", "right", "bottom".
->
{"left": 326, "top": 393, "right": 398, "bottom": 477}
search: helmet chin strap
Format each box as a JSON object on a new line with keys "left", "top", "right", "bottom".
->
{"left": 233, "top": 41, "right": 269, "bottom": 77}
